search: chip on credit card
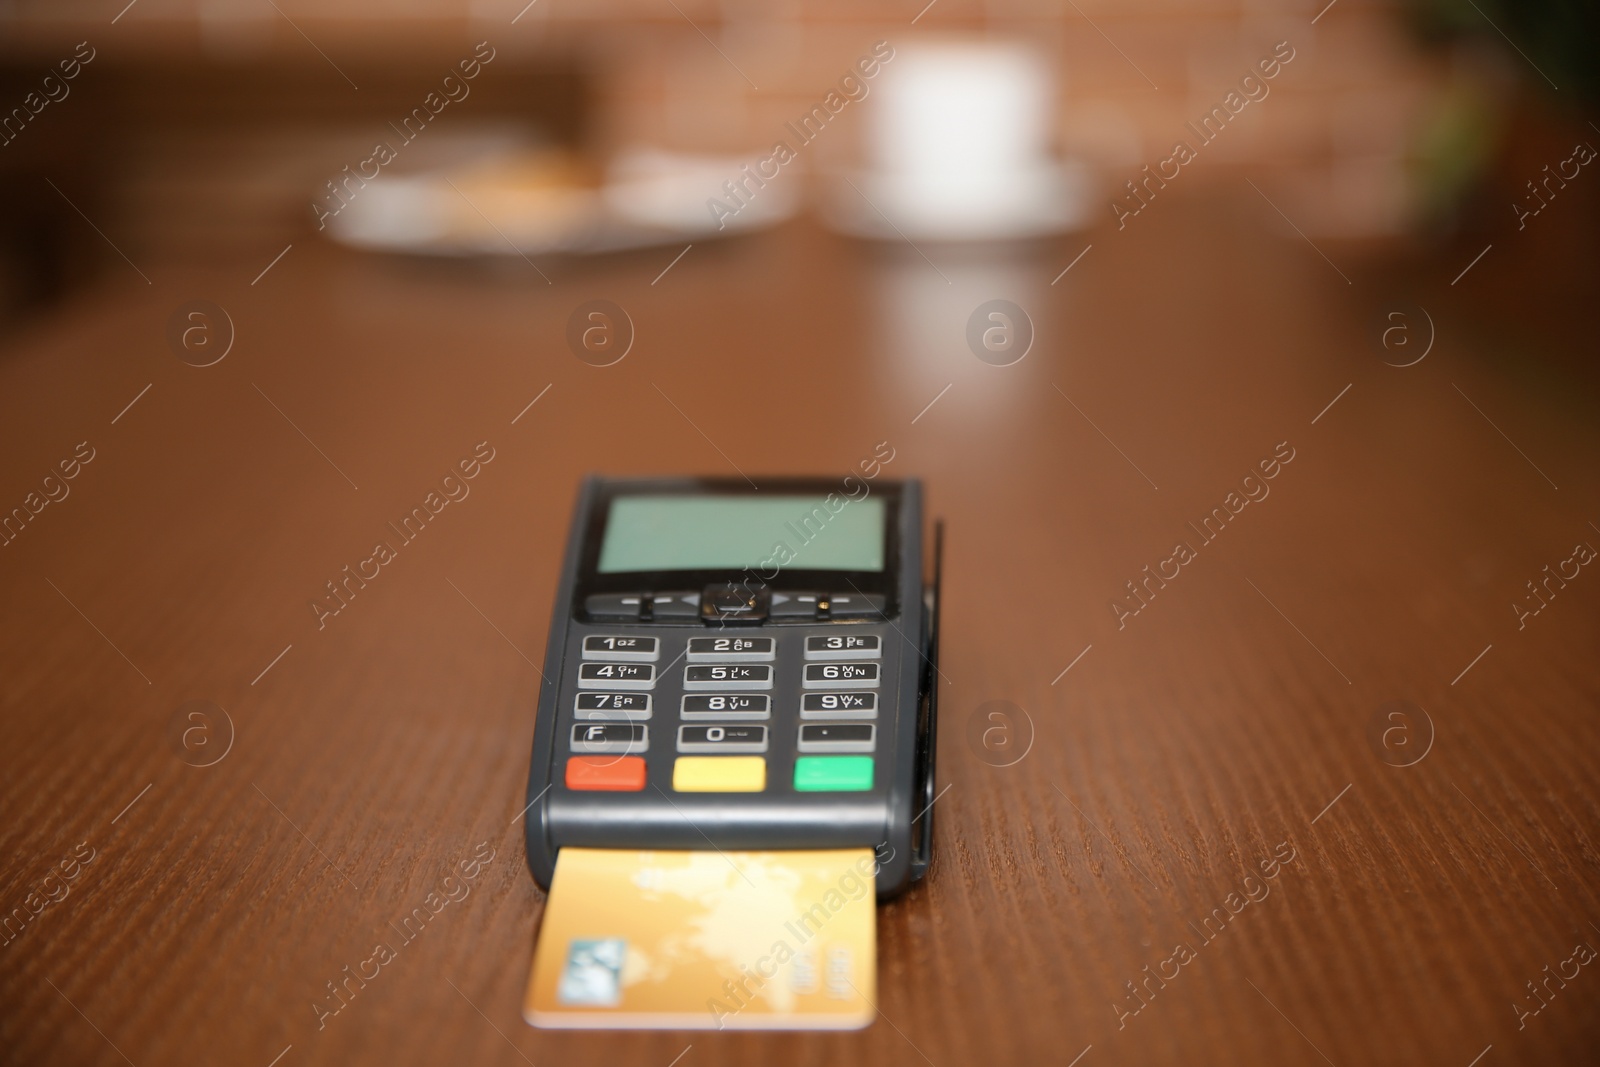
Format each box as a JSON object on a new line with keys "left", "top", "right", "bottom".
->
{"left": 524, "top": 847, "right": 876, "bottom": 1030}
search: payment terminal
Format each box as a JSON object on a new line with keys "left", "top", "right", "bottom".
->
{"left": 522, "top": 477, "right": 940, "bottom": 899}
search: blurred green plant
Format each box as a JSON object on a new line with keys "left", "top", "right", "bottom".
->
{"left": 1411, "top": 72, "right": 1507, "bottom": 230}
{"left": 1400, "top": 0, "right": 1595, "bottom": 231}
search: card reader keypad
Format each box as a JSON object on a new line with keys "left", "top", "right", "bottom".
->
{"left": 564, "top": 624, "right": 885, "bottom": 793}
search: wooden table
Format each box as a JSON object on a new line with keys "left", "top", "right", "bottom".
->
{"left": 2, "top": 199, "right": 1597, "bottom": 1067}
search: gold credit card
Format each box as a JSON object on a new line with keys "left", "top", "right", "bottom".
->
{"left": 524, "top": 847, "right": 876, "bottom": 1030}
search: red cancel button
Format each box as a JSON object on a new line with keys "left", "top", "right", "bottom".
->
{"left": 565, "top": 755, "right": 647, "bottom": 791}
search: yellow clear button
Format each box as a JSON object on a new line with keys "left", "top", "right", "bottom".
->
{"left": 672, "top": 756, "right": 766, "bottom": 792}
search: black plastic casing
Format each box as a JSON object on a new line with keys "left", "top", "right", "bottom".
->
{"left": 522, "top": 476, "right": 939, "bottom": 899}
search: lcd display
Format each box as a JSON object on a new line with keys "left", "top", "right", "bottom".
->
{"left": 597, "top": 495, "right": 886, "bottom": 573}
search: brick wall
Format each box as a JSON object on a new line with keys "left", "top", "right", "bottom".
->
{"left": 0, "top": 0, "right": 1448, "bottom": 241}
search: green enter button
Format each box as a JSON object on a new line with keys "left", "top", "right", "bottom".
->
{"left": 793, "top": 755, "right": 874, "bottom": 792}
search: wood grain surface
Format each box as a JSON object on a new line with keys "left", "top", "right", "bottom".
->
{"left": 1, "top": 201, "right": 1597, "bottom": 1067}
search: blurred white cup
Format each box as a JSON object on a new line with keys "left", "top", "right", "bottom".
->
{"left": 827, "top": 40, "right": 1088, "bottom": 240}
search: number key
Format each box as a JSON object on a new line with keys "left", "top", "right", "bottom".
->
{"left": 582, "top": 635, "right": 659, "bottom": 662}
{"left": 686, "top": 636, "right": 775, "bottom": 662}
{"left": 577, "top": 662, "right": 656, "bottom": 690}
{"left": 677, "top": 724, "right": 768, "bottom": 754}
{"left": 574, "top": 692, "right": 652, "bottom": 720}
{"left": 683, "top": 664, "right": 773, "bottom": 691}
{"left": 681, "top": 694, "right": 771, "bottom": 721}
{"left": 804, "top": 634, "right": 880, "bottom": 661}
{"left": 800, "top": 692, "right": 877, "bottom": 719}
{"left": 801, "top": 662, "right": 879, "bottom": 689}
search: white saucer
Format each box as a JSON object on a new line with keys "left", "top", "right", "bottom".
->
{"left": 821, "top": 160, "right": 1093, "bottom": 242}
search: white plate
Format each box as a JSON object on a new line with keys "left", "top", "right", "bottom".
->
{"left": 325, "top": 148, "right": 799, "bottom": 257}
